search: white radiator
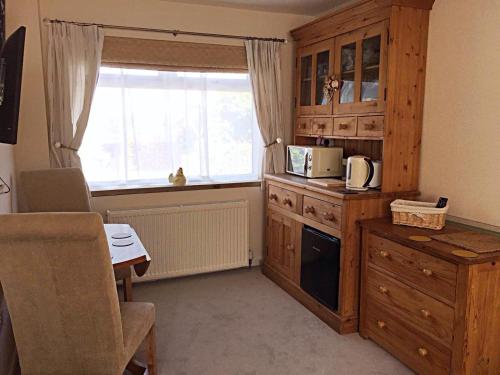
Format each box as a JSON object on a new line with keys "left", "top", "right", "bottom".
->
{"left": 107, "top": 200, "right": 249, "bottom": 281}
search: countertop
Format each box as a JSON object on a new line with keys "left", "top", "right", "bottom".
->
{"left": 360, "top": 217, "right": 500, "bottom": 265}
{"left": 264, "top": 173, "right": 419, "bottom": 200}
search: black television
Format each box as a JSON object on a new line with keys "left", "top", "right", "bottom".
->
{"left": 0, "top": 26, "right": 26, "bottom": 145}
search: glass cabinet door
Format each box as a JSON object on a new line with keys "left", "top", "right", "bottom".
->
{"left": 299, "top": 55, "right": 313, "bottom": 107}
{"left": 296, "top": 39, "right": 334, "bottom": 116}
{"left": 334, "top": 21, "right": 388, "bottom": 114}
{"left": 361, "top": 35, "right": 381, "bottom": 102}
{"left": 315, "top": 50, "right": 330, "bottom": 106}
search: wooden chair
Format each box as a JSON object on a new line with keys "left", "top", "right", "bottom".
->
{"left": 0, "top": 212, "right": 156, "bottom": 375}
{"left": 20, "top": 168, "right": 134, "bottom": 301}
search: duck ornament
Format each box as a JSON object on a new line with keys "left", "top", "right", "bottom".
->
{"left": 168, "top": 168, "right": 187, "bottom": 186}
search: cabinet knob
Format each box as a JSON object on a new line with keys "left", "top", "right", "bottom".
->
{"left": 379, "top": 250, "right": 390, "bottom": 258}
{"left": 365, "top": 122, "right": 376, "bottom": 130}
{"left": 420, "top": 309, "right": 431, "bottom": 318}
{"left": 339, "top": 123, "right": 349, "bottom": 130}
{"left": 282, "top": 198, "right": 293, "bottom": 207}
{"left": 378, "top": 285, "right": 388, "bottom": 294}
{"left": 417, "top": 347, "right": 428, "bottom": 357}
{"left": 322, "top": 212, "right": 336, "bottom": 221}
{"left": 377, "top": 320, "right": 386, "bottom": 329}
{"left": 269, "top": 194, "right": 278, "bottom": 201}
{"left": 304, "top": 206, "right": 315, "bottom": 214}
{"left": 286, "top": 244, "right": 295, "bottom": 253}
{"left": 422, "top": 268, "right": 433, "bottom": 277}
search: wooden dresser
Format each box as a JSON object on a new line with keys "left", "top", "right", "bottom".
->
{"left": 359, "top": 219, "right": 500, "bottom": 375}
{"left": 264, "top": 174, "right": 418, "bottom": 333}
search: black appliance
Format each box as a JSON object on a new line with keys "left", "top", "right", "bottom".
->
{"left": 300, "top": 225, "right": 340, "bottom": 311}
{"left": 0, "top": 26, "right": 26, "bottom": 145}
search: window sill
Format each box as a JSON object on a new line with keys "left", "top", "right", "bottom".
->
{"left": 91, "top": 180, "right": 262, "bottom": 197}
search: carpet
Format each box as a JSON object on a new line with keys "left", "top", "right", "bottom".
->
{"left": 132, "top": 267, "right": 412, "bottom": 375}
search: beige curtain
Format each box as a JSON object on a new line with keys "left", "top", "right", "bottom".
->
{"left": 47, "top": 23, "right": 104, "bottom": 168}
{"left": 245, "top": 40, "right": 285, "bottom": 174}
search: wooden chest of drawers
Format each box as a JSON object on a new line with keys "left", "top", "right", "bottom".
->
{"left": 360, "top": 219, "right": 500, "bottom": 375}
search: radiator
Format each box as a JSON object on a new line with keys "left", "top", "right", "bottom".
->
{"left": 107, "top": 200, "right": 249, "bottom": 281}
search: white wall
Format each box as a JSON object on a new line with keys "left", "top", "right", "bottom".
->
{"left": 420, "top": 0, "right": 500, "bottom": 228}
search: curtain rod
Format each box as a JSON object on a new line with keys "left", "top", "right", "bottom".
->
{"left": 43, "top": 18, "right": 288, "bottom": 43}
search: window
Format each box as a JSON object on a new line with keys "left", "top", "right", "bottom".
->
{"left": 80, "top": 67, "right": 262, "bottom": 189}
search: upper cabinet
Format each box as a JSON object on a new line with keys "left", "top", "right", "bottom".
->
{"left": 290, "top": 0, "right": 435, "bottom": 193}
{"left": 296, "top": 39, "right": 335, "bottom": 116}
{"left": 334, "top": 21, "right": 388, "bottom": 114}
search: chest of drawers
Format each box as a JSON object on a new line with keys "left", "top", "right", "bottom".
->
{"left": 360, "top": 219, "right": 500, "bottom": 375}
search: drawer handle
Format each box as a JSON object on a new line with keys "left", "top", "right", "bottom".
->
{"left": 420, "top": 309, "right": 431, "bottom": 318}
{"left": 422, "top": 268, "right": 433, "bottom": 277}
{"left": 417, "top": 347, "right": 428, "bottom": 357}
{"left": 316, "top": 123, "right": 326, "bottom": 130}
{"left": 269, "top": 194, "right": 278, "bottom": 201}
{"left": 365, "top": 122, "right": 376, "bottom": 130}
{"left": 322, "top": 212, "right": 336, "bottom": 222}
{"left": 282, "top": 198, "right": 293, "bottom": 207}
{"left": 377, "top": 320, "right": 386, "bottom": 329}
{"left": 379, "top": 250, "right": 390, "bottom": 258}
{"left": 378, "top": 285, "right": 388, "bottom": 294}
{"left": 339, "top": 123, "right": 349, "bottom": 130}
{"left": 304, "top": 206, "right": 315, "bottom": 214}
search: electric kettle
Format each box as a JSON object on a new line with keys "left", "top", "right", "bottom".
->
{"left": 346, "top": 155, "right": 375, "bottom": 191}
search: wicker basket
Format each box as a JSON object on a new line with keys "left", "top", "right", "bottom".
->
{"left": 390, "top": 200, "right": 448, "bottom": 230}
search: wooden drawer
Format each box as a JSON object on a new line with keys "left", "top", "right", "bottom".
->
{"left": 295, "top": 117, "right": 312, "bottom": 135}
{"left": 302, "top": 196, "right": 341, "bottom": 229}
{"left": 311, "top": 117, "right": 333, "bottom": 136}
{"left": 366, "top": 301, "right": 451, "bottom": 375}
{"left": 268, "top": 185, "right": 299, "bottom": 214}
{"left": 357, "top": 116, "right": 384, "bottom": 137}
{"left": 333, "top": 117, "right": 357, "bottom": 137}
{"left": 367, "top": 234, "right": 457, "bottom": 303}
{"left": 366, "top": 266, "right": 454, "bottom": 346}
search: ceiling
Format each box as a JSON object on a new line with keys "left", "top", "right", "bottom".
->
{"left": 164, "top": 0, "right": 355, "bottom": 16}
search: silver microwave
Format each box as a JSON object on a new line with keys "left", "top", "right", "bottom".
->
{"left": 286, "top": 146, "right": 343, "bottom": 178}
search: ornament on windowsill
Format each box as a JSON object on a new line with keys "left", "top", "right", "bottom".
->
{"left": 168, "top": 167, "right": 187, "bottom": 186}
{"left": 323, "top": 75, "right": 340, "bottom": 103}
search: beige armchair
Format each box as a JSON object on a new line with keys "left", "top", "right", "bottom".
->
{"left": 0, "top": 213, "right": 156, "bottom": 375}
{"left": 20, "top": 168, "right": 133, "bottom": 301}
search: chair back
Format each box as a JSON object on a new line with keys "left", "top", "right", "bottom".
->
{"left": 0, "top": 213, "right": 125, "bottom": 375}
{"left": 20, "top": 168, "right": 92, "bottom": 212}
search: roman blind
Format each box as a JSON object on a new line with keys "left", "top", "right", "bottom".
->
{"left": 101, "top": 36, "right": 248, "bottom": 72}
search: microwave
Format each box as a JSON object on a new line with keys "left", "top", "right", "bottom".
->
{"left": 286, "top": 146, "right": 343, "bottom": 178}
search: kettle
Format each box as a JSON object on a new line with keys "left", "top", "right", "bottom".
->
{"left": 346, "top": 155, "right": 375, "bottom": 191}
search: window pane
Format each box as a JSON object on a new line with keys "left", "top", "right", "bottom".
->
{"left": 80, "top": 68, "right": 262, "bottom": 188}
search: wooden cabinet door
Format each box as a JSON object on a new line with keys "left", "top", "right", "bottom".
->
{"left": 266, "top": 211, "right": 296, "bottom": 280}
{"left": 333, "top": 21, "right": 388, "bottom": 115}
{"left": 296, "top": 39, "right": 335, "bottom": 116}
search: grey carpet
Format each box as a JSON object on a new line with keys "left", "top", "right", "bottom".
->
{"left": 132, "top": 267, "right": 413, "bottom": 375}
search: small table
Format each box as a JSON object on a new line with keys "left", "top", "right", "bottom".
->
{"left": 105, "top": 224, "right": 151, "bottom": 277}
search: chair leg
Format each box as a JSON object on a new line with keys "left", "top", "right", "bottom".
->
{"left": 123, "top": 276, "right": 133, "bottom": 302}
{"left": 147, "top": 325, "right": 157, "bottom": 375}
